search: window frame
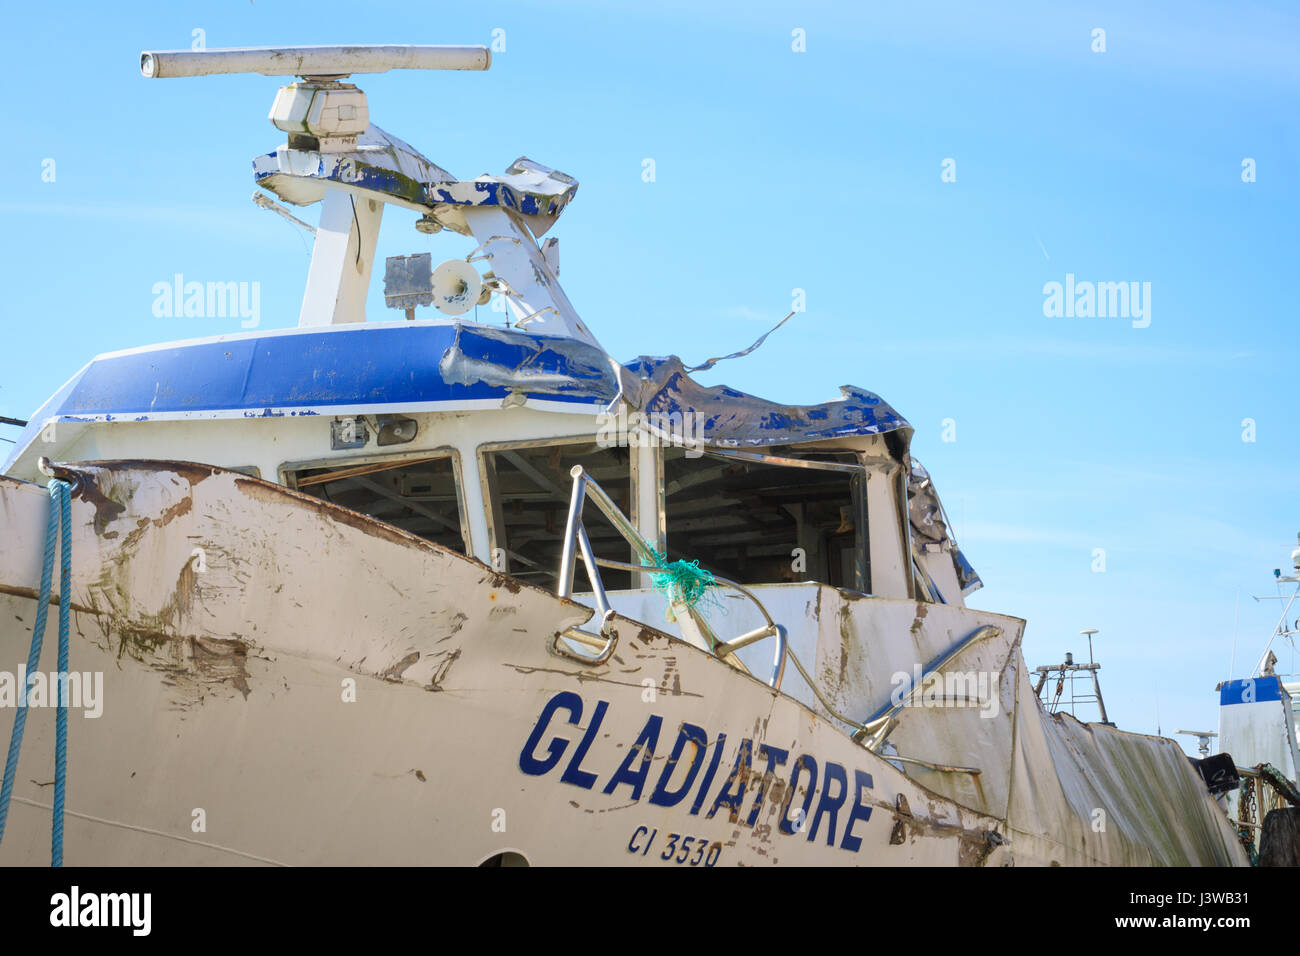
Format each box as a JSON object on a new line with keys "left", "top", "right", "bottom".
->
{"left": 278, "top": 445, "right": 473, "bottom": 555}
{"left": 476, "top": 433, "right": 636, "bottom": 580}
{"left": 665, "top": 446, "right": 873, "bottom": 593}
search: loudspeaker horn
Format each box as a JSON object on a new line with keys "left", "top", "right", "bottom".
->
{"left": 430, "top": 259, "right": 483, "bottom": 316}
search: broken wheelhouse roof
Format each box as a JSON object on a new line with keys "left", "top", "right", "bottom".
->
{"left": 2, "top": 320, "right": 982, "bottom": 596}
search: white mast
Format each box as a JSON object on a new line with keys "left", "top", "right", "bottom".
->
{"left": 140, "top": 44, "right": 602, "bottom": 346}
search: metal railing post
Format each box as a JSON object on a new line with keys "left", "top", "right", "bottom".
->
{"left": 556, "top": 467, "right": 587, "bottom": 600}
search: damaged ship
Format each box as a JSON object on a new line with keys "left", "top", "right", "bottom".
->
{"left": 0, "top": 45, "right": 1247, "bottom": 866}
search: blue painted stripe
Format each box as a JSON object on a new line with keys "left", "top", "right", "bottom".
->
{"left": 1220, "top": 676, "right": 1285, "bottom": 706}
{"left": 50, "top": 324, "right": 605, "bottom": 417}
{"left": 1, "top": 323, "right": 613, "bottom": 471}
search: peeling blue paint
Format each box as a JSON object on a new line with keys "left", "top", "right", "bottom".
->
{"left": 254, "top": 128, "right": 578, "bottom": 233}
{"left": 627, "top": 356, "right": 910, "bottom": 448}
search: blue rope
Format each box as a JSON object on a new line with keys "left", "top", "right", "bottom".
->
{"left": 53, "top": 480, "right": 71, "bottom": 867}
{"left": 0, "top": 478, "right": 72, "bottom": 866}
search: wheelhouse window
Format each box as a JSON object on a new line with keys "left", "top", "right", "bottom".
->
{"left": 661, "top": 447, "right": 869, "bottom": 591}
{"left": 284, "top": 450, "right": 470, "bottom": 555}
{"left": 480, "top": 439, "right": 632, "bottom": 589}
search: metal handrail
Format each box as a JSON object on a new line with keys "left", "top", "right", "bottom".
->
{"left": 555, "top": 465, "right": 787, "bottom": 689}
{"left": 855, "top": 624, "right": 1004, "bottom": 750}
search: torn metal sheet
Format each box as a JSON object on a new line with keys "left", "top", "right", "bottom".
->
{"left": 255, "top": 128, "right": 577, "bottom": 237}
{"left": 626, "top": 356, "right": 910, "bottom": 448}
{"left": 437, "top": 323, "right": 622, "bottom": 398}
{"left": 429, "top": 157, "right": 578, "bottom": 237}
{"left": 908, "top": 457, "right": 982, "bottom": 596}
{"left": 254, "top": 124, "right": 455, "bottom": 208}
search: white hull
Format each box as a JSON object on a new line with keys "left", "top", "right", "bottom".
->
{"left": 0, "top": 463, "right": 1246, "bottom": 866}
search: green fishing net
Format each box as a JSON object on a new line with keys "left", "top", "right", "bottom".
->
{"left": 643, "top": 550, "right": 719, "bottom": 610}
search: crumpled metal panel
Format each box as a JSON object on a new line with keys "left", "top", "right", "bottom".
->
{"left": 435, "top": 343, "right": 911, "bottom": 449}
{"left": 951, "top": 549, "right": 981, "bottom": 596}
{"left": 626, "top": 356, "right": 910, "bottom": 448}
{"left": 254, "top": 128, "right": 576, "bottom": 235}
{"left": 907, "top": 457, "right": 982, "bottom": 596}
{"left": 429, "top": 157, "right": 578, "bottom": 227}
{"left": 437, "top": 323, "right": 621, "bottom": 399}
{"left": 254, "top": 124, "right": 455, "bottom": 207}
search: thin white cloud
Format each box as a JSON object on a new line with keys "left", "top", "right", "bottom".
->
{"left": 0, "top": 200, "right": 252, "bottom": 225}
{"left": 869, "top": 336, "right": 1257, "bottom": 365}
{"left": 957, "top": 520, "right": 1095, "bottom": 548}
{"left": 719, "top": 305, "right": 779, "bottom": 323}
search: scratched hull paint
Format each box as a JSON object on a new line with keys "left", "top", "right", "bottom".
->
{"left": 0, "top": 463, "right": 1242, "bottom": 865}
{"left": 602, "top": 584, "right": 1246, "bottom": 865}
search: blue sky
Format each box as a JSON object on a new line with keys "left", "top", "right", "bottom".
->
{"left": 1, "top": 1, "right": 1297, "bottom": 750}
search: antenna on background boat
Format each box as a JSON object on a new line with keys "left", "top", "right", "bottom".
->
{"left": 0, "top": 416, "right": 26, "bottom": 444}
{"left": 1174, "top": 730, "right": 1218, "bottom": 757}
{"left": 1031, "top": 628, "right": 1113, "bottom": 726}
{"left": 1247, "top": 535, "right": 1300, "bottom": 678}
